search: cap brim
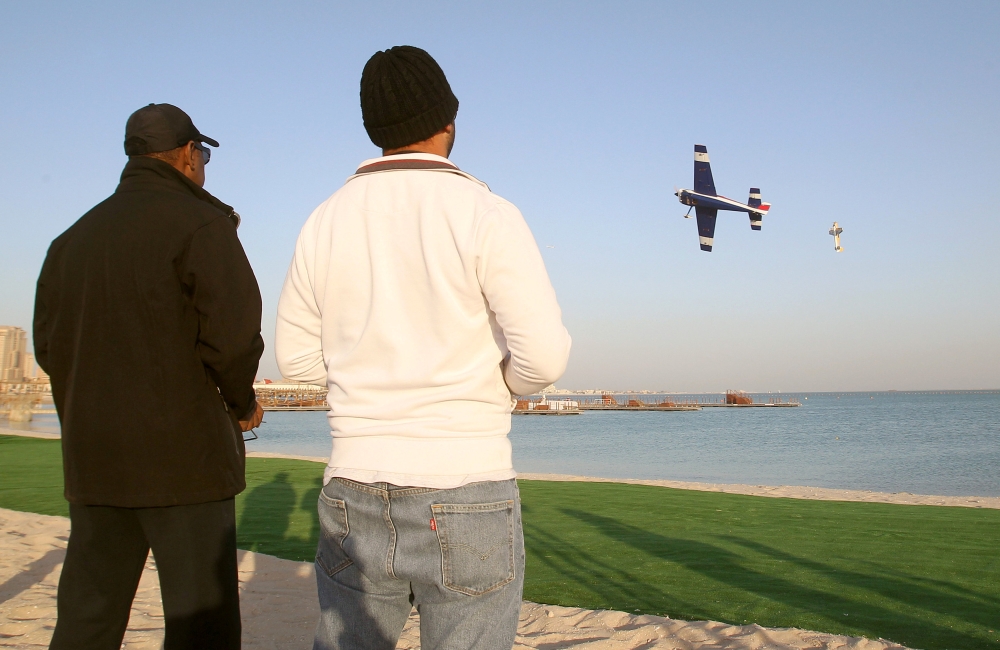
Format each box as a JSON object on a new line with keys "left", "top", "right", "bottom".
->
{"left": 198, "top": 134, "right": 220, "bottom": 147}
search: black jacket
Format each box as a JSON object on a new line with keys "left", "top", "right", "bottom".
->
{"left": 34, "top": 157, "right": 264, "bottom": 507}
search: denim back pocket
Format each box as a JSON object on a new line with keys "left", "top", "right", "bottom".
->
{"left": 316, "top": 491, "right": 352, "bottom": 576}
{"left": 431, "top": 500, "right": 515, "bottom": 596}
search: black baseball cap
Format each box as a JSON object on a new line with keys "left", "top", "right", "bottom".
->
{"left": 123, "top": 103, "right": 219, "bottom": 156}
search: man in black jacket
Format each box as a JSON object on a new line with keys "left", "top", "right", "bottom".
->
{"left": 33, "top": 103, "right": 264, "bottom": 650}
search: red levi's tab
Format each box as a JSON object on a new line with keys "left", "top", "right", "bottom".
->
{"left": 430, "top": 518, "right": 437, "bottom": 531}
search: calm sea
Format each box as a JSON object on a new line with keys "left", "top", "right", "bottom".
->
{"left": 6, "top": 392, "right": 999, "bottom": 497}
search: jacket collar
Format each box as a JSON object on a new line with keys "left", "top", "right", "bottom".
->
{"left": 117, "top": 157, "right": 241, "bottom": 228}
{"left": 348, "top": 153, "right": 489, "bottom": 191}
{"left": 355, "top": 152, "right": 458, "bottom": 174}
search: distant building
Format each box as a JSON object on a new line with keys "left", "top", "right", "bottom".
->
{"left": 252, "top": 379, "right": 328, "bottom": 410}
{"left": 537, "top": 384, "right": 575, "bottom": 396}
{"left": 0, "top": 326, "right": 28, "bottom": 382}
{"left": 22, "top": 352, "right": 35, "bottom": 379}
{"left": 19, "top": 351, "right": 48, "bottom": 381}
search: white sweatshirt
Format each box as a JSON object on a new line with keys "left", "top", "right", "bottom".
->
{"left": 275, "top": 153, "right": 571, "bottom": 488}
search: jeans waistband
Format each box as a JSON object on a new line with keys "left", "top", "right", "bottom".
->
{"left": 333, "top": 477, "right": 515, "bottom": 499}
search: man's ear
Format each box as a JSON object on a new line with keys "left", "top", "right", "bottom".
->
{"left": 173, "top": 141, "right": 206, "bottom": 187}
{"left": 184, "top": 141, "right": 198, "bottom": 170}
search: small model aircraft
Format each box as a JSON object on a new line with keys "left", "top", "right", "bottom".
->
{"left": 675, "top": 145, "right": 770, "bottom": 252}
{"left": 829, "top": 222, "right": 844, "bottom": 252}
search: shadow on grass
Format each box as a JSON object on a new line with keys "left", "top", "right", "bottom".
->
{"left": 562, "top": 508, "right": 989, "bottom": 650}
{"left": 722, "top": 535, "right": 1000, "bottom": 633}
{"left": 236, "top": 466, "right": 323, "bottom": 562}
{"left": 300, "top": 476, "right": 322, "bottom": 549}
{"left": 522, "top": 502, "right": 709, "bottom": 619}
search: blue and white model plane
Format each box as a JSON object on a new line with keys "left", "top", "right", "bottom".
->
{"left": 675, "top": 145, "right": 770, "bottom": 252}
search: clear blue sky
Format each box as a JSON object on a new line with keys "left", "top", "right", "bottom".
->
{"left": 2, "top": 1, "right": 998, "bottom": 391}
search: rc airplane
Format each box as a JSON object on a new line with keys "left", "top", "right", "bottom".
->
{"left": 675, "top": 145, "right": 770, "bottom": 252}
{"left": 829, "top": 222, "right": 844, "bottom": 252}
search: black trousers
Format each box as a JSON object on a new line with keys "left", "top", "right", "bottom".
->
{"left": 50, "top": 498, "right": 241, "bottom": 650}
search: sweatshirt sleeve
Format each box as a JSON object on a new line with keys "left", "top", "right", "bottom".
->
{"left": 181, "top": 217, "right": 265, "bottom": 420}
{"left": 476, "top": 201, "right": 571, "bottom": 396}
{"left": 275, "top": 223, "right": 326, "bottom": 384}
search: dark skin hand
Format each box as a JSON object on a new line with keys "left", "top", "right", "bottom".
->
{"left": 239, "top": 402, "right": 264, "bottom": 432}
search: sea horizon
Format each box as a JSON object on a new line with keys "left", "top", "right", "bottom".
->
{"left": 8, "top": 391, "right": 995, "bottom": 498}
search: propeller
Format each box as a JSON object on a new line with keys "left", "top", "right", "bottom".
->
{"left": 675, "top": 187, "right": 694, "bottom": 218}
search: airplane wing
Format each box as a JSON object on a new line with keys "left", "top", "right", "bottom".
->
{"left": 696, "top": 206, "right": 718, "bottom": 252}
{"left": 693, "top": 145, "right": 717, "bottom": 196}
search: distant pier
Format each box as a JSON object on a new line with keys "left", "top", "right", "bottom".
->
{"left": 515, "top": 396, "right": 704, "bottom": 414}
{"left": 260, "top": 405, "right": 330, "bottom": 411}
{"left": 577, "top": 404, "right": 700, "bottom": 412}
{"left": 251, "top": 384, "right": 800, "bottom": 414}
{"left": 687, "top": 390, "right": 800, "bottom": 407}
{"left": 697, "top": 402, "right": 799, "bottom": 408}
{"left": 514, "top": 391, "right": 798, "bottom": 414}
{"left": 0, "top": 381, "right": 55, "bottom": 422}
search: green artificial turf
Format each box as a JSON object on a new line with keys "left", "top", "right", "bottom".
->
{"left": 518, "top": 480, "right": 1000, "bottom": 650}
{"left": 0, "top": 434, "right": 68, "bottom": 516}
{"left": 0, "top": 435, "right": 325, "bottom": 560}
{"left": 235, "top": 458, "right": 324, "bottom": 561}
{"left": 2, "top": 433, "right": 998, "bottom": 649}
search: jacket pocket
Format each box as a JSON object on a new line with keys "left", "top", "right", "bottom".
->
{"left": 432, "top": 500, "right": 515, "bottom": 596}
{"left": 316, "top": 491, "right": 352, "bottom": 576}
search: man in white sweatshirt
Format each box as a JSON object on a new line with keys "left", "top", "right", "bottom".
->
{"left": 275, "top": 46, "right": 571, "bottom": 650}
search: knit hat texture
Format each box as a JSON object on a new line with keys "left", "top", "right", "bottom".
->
{"left": 361, "top": 46, "right": 459, "bottom": 150}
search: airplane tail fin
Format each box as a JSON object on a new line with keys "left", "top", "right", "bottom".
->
{"left": 747, "top": 188, "right": 769, "bottom": 231}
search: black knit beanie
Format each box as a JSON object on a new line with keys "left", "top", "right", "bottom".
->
{"left": 360, "top": 46, "right": 459, "bottom": 150}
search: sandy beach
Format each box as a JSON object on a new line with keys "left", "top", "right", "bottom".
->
{"left": 0, "top": 507, "right": 909, "bottom": 649}
{"left": 513, "top": 473, "right": 1000, "bottom": 509}
{"left": 0, "top": 428, "right": 59, "bottom": 441}
{"left": 1, "top": 436, "right": 988, "bottom": 648}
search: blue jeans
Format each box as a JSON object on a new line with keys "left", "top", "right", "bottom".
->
{"left": 313, "top": 478, "right": 524, "bottom": 650}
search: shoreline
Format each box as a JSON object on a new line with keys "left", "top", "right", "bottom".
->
{"left": 515, "top": 473, "right": 1000, "bottom": 509}
{"left": 245, "top": 451, "right": 1000, "bottom": 509}
{"left": 0, "top": 426, "right": 59, "bottom": 439}
{"left": 4, "top": 433, "right": 996, "bottom": 508}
